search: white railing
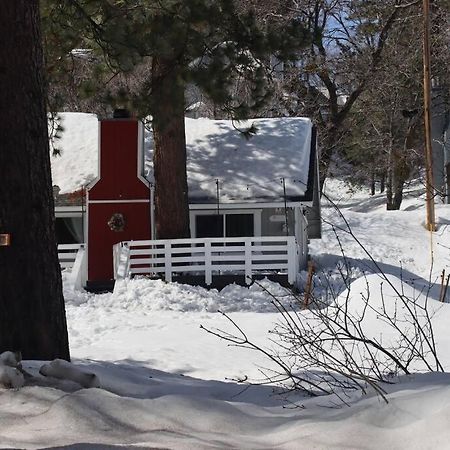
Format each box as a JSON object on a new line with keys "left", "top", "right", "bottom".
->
{"left": 113, "top": 236, "right": 300, "bottom": 286}
{"left": 58, "top": 244, "right": 87, "bottom": 291}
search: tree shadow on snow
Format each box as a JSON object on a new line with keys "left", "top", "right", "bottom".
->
{"left": 313, "top": 253, "right": 444, "bottom": 303}
{"left": 39, "top": 445, "right": 162, "bottom": 450}
{"left": 42, "top": 358, "right": 291, "bottom": 408}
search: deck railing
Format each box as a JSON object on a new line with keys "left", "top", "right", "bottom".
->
{"left": 113, "top": 236, "right": 302, "bottom": 286}
{"left": 58, "top": 243, "right": 87, "bottom": 290}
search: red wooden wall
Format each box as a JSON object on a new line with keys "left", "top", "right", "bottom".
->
{"left": 87, "top": 119, "right": 151, "bottom": 282}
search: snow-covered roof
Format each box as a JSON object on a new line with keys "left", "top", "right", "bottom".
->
{"left": 50, "top": 113, "right": 99, "bottom": 195}
{"left": 51, "top": 113, "right": 314, "bottom": 203}
{"left": 146, "top": 117, "right": 313, "bottom": 203}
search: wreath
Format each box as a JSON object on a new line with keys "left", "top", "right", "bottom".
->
{"left": 107, "top": 213, "right": 126, "bottom": 232}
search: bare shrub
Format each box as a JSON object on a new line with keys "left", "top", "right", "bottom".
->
{"left": 202, "top": 200, "right": 443, "bottom": 404}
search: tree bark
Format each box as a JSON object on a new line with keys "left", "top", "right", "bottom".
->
{"left": 370, "top": 170, "right": 375, "bottom": 196}
{"left": 152, "top": 57, "right": 190, "bottom": 239}
{"left": 0, "top": 1, "right": 70, "bottom": 360}
{"left": 386, "top": 176, "right": 405, "bottom": 210}
{"left": 380, "top": 173, "right": 385, "bottom": 193}
{"left": 319, "top": 124, "right": 341, "bottom": 193}
{"left": 386, "top": 150, "right": 409, "bottom": 210}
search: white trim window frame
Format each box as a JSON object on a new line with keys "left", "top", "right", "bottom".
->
{"left": 189, "top": 209, "right": 262, "bottom": 238}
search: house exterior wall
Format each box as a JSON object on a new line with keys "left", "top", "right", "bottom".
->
{"left": 305, "top": 127, "right": 322, "bottom": 238}
{"left": 87, "top": 202, "right": 150, "bottom": 281}
{"left": 260, "top": 207, "right": 295, "bottom": 236}
{"left": 87, "top": 119, "right": 151, "bottom": 283}
{"left": 89, "top": 120, "right": 149, "bottom": 200}
{"left": 189, "top": 207, "right": 301, "bottom": 238}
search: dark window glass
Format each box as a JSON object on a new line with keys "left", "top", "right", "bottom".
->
{"left": 226, "top": 214, "right": 254, "bottom": 237}
{"left": 55, "top": 217, "right": 83, "bottom": 244}
{"left": 196, "top": 215, "right": 223, "bottom": 238}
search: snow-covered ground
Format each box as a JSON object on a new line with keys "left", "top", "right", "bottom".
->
{"left": 1, "top": 179, "right": 450, "bottom": 449}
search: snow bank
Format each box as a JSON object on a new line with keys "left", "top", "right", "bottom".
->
{"left": 3, "top": 362, "right": 450, "bottom": 449}
{"left": 65, "top": 277, "right": 296, "bottom": 313}
{"left": 0, "top": 351, "right": 24, "bottom": 389}
{"left": 112, "top": 277, "right": 296, "bottom": 312}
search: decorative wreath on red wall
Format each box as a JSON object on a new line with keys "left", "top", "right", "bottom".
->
{"left": 107, "top": 213, "right": 126, "bottom": 232}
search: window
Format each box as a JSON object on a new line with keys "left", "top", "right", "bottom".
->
{"left": 192, "top": 210, "right": 261, "bottom": 238}
{"left": 55, "top": 217, "right": 84, "bottom": 244}
{"left": 55, "top": 207, "right": 85, "bottom": 244}
{"left": 195, "top": 215, "right": 223, "bottom": 238}
{"left": 226, "top": 214, "right": 254, "bottom": 237}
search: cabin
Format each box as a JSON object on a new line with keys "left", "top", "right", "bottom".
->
{"left": 52, "top": 112, "right": 321, "bottom": 291}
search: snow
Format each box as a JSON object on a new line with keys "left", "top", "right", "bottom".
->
{"left": 50, "top": 112, "right": 99, "bottom": 195}
{"left": 10, "top": 147, "right": 450, "bottom": 448}
{"left": 146, "top": 117, "right": 313, "bottom": 202}
{"left": 50, "top": 113, "right": 313, "bottom": 201}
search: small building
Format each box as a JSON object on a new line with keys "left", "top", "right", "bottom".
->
{"left": 52, "top": 113, "right": 320, "bottom": 290}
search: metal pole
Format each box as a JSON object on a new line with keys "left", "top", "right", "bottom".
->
{"left": 215, "top": 179, "right": 221, "bottom": 237}
{"left": 215, "top": 179, "right": 220, "bottom": 215}
{"left": 281, "top": 178, "right": 289, "bottom": 236}
{"left": 150, "top": 183, "right": 155, "bottom": 240}
{"left": 422, "top": 0, "right": 436, "bottom": 231}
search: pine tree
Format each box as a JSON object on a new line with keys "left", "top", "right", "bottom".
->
{"left": 43, "top": 0, "right": 307, "bottom": 238}
{"left": 0, "top": 1, "right": 70, "bottom": 360}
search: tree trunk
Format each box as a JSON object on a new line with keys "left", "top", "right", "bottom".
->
{"left": 386, "top": 150, "right": 408, "bottom": 210}
{"left": 387, "top": 176, "right": 405, "bottom": 210}
{"left": 370, "top": 169, "right": 375, "bottom": 196}
{"left": 151, "top": 57, "right": 190, "bottom": 239}
{"left": 0, "top": 1, "right": 70, "bottom": 360}
{"left": 386, "top": 141, "right": 394, "bottom": 209}
{"left": 380, "top": 173, "right": 386, "bottom": 193}
{"left": 319, "top": 124, "right": 340, "bottom": 194}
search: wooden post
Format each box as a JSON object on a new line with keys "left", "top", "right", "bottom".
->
{"left": 204, "top": 241, "right": 212, "bottom": 286}
{"left": 439, "top": 269, "right": 449, "bottom": 303}
{"left": 245, "top": 238, "right": 252, "bottom": 285}
{"left": 164, "top": 242, "right": 172, "bottom": 282}
{"left": 422, "top": 0, "right": 436, "bottom": 231}
{"left": 70, "top": 244, "right": 86, "bottom": 291}
{"left": 287, "top": 236, "right": 296, "bottom": 285}
{"left": 124, "top": 243, "right": 131, "bottom": 278}
{"left": 303, "top": 260, "right": 315, "bottom": 308}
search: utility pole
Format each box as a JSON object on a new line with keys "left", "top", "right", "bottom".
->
{"left": 422, "top": 0, "right": 436, "bottom": 231}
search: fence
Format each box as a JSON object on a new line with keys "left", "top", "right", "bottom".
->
{"left": 113, "top": 236, "right": 302, "bottom": 286}
{"left": 58, "top": 243, "right": 87, "bottom": 290}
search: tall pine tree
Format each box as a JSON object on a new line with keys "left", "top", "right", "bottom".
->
{"left": 0, "top": 1, "right": 70, "bottom": 360}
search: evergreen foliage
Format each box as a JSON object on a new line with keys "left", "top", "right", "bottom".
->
{"left": 42, "top": 0, "right": 309, "bottom": 238}
{"left": 43, "top": 0, "right": 308, "bottom": 117}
